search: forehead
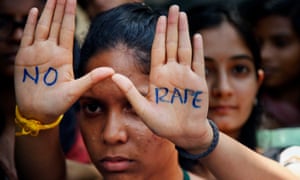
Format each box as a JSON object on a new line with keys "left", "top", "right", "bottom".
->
{"left": 87, "top": 47, "right": 145, "bottom": 74}
{"left": 256, "top": 15, "right": 294, "bottom": 36}
{"left": 200, "top": 21, "right": 252, "bottom": 61}
{"left": 86, "top": 48, "right": 149, "bottom": 98}
{"left": 0, "top": 0, "right": 43, "bottom": 14}
{"left": 86, "top": 47, "right": 149, "bottom": 90}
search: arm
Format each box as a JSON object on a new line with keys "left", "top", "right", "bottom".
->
{"left": 66, "top": 159, "right": 103, "bottom": 180}
{"left": 14, "top": 0, "right": 113, "bottom": 179}
{"left": 15, "top": 127, "right": 66, "bottom": 179}
{"left": 111, "top": 5, "right": 297, "bottom": 179}
{"left": 201, "top": 133, "right": 296, "bottom": 179}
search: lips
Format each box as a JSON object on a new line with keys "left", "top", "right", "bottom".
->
{"left": 99, "top": 156, "right": 133, "bottom": 172}
{"left": 209, "top": 105, "right": 237, "bottom": 115}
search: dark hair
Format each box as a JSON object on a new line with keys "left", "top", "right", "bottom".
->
{"left": 188, "top": 1, "right": 262, "bottom": 149}
{"left": 239, "top": 0, "right": 300, "bottom": 37}
{"left": 77, "top": 0, "right": 88, "bottom": 9}
{"left": 77, "top": 3, "right": 163, "bottom": 78}
{"left": 188, "top": 1, "right": 262, "bottom": 73}
{"left": 179, "top": 1, "right": 263, "bottom": 171}
{"left": 0, "top": 110, "right": 5, "bottom": 135}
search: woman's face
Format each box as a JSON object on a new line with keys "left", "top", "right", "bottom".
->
{"left": 255, "top": 15, "right": 300, "bottom": 88}
{"left": 0, "top": 0, "right": 43, "bottom": 78}
{"left": 200, "top": 22, "right": 263, "bottom": 138}
{"left": 77, "top": 46, "right": 177, "bottom": 179}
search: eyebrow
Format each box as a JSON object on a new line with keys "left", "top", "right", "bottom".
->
{"left": 230, "top": 54, "right": 253, "bottom": 61}
{"left": 78, "top": 96, "right": 96, "bottom": 101}
{"left": 270, "top": 33, "right": 293, "bottom": 40}
{"left": 205, "top": 54, "right": 254, "bottom": 62}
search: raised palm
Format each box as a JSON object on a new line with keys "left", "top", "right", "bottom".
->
{"left": 112, "top": 6, "right": 210, "bottom": 149}
{"left": 14, "top": 0, "right": 113, "bottom": 121}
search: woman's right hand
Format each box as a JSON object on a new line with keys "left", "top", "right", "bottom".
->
{"left": 14, "top": 0, "right": 114, "bottom": 122}
{"left": 111, "top": 5, "right": 212, "bottom": 153}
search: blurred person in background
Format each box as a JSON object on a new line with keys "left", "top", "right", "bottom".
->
{"left": 12, "top": 1, "right": 297, "bottom": 179}
{"left": 180, "top": 1, "right": 265, "bottom": 178}
{"left": 239, "top": 0, "right": 300, "bottom": 175}
{"left": 0, "top": 0, "right": 101, "bottom": 179}
{"left": 0, "top": 1, "right": 44, "bottom": 179}
{"left": 76, "top": 0, "right": 143, "bottom": 45}
{"left": 239, "top": 0, "right": 300, "bottom": 152}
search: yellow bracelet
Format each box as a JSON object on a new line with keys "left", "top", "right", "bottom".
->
{"left": 15, "top": 106, "right": 63, "bottom": 136}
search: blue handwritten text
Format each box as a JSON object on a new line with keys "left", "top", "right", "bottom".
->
{"left": 23, "top": 66, "right": 58, "bottom": 86}
{"left": 155, "top": 87, "right": 202, "bottom": 108}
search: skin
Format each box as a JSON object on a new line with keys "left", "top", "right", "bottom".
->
{"left": 255, "top": 15, "right": 300, "bottom": 89}
{"left": 13, "top": 0, "right": 297, "bottom": 179}
{"left": 0, "top": 1, "right": 102, "bottom": 179}
{"left": 0, "top": 0, "right": 43, "bottom": 78}
{"left": 14, "top": 1, "right": 208, "bottom": 179}
{"left": 187, "top": 21, "right": 264, "bottom": 180}
{"left": 200, "top": 22, "right": 263, "bottom": 139}
{"left": 255, "top": 15, "right": 300, "bottom": 127}
{"left": 0, "top": 0, "right": 43, "bottom": 131}
{"left": 78, "top": 46, "right": 181, "bottom": 179}
{"left": 0, "top": 1, "right": 42, "bottom": 179}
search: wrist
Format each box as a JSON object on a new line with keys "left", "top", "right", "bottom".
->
{"left": 176, "top": 119, "right": 219, "bottom": 160}
{"left": 15, "top": 106, "right": 64, "bottom": 136}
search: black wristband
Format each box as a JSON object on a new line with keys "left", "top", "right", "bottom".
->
{"left": 176, "top": 120, "right": 219, "bottom": 160}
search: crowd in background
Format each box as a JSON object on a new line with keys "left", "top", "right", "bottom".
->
{"left": 0, "top": 0, "right": 299, "bottom": 179}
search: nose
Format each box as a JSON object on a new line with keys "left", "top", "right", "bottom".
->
{"left": 10, "top": 16, "right": 25, "bottom": 42}
{"left": 11, "top": 26, "right": 24, "bottom": 42}
{"left": 211, "top": 71, "right": 233, "bottom": 98}
{"left": 102, "top": 111, "right": 128, "bottom": 145}
{"left": 260, "top": 42, "right": 273, "bottom": 63}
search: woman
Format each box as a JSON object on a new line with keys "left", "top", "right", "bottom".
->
{"left": 188, "top": 1, "right": 264, "bottom": 150}
{"left": 240, "top": 1, "right": 300, "bottom": 124}
{"left": 179, "top": 2, "right": 264, "bottom": 178}
{"left": 0, "top": 1, "right": 102, "bottom": 179}
{"left": 239, "top": 0, "right": 300, "bottom": 160}
{"left": 14, "top": 0, "right": 296, "bottom": 179}
{"left": 0, "top": 1, "right": 44, "bottom": 179}
{"left": 242, "top": 0, "right": 300, "bottom": 175}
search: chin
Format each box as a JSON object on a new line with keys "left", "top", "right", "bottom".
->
{"left": 211, "top": 118, "right": 234, "bottom": 130}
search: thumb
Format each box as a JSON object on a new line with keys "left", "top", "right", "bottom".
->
{"left": 67, "top": 67, "right": 114, "bottom": 103}
{"left": 111, "top": 73, "right": 150, "bottom": 119}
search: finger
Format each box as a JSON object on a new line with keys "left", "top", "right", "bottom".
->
{"left": 49, "top": 0, "right": 66, "bottom": 42}
{"left": 35, "top": 0, "right": 56, "bottom": 41}
{"left": 111, "top": 73, "right": 150, "bottom": 119}
{"left": 192, "top": 34, "right": 205, "bottom": 77}
{"left": 178, "top": 12, "right": 192, "bottom": 66}
{"left": 166, "top": 5, "right": 179, "bottom": 62}
{"left": 151, "top": 16, "right": 166, "bottom": 69}
{"left": 67, "top": 67, "right": 114, "bottom": 102}
{"left": 20, "top": 8, "right": 39, "bottom": 48}
{"left": 59, "top": 0, "right": 76, "bottom": 50}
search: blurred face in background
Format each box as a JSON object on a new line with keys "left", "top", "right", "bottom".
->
{"left": 255, "top": 15, "right": 300, "bottom": 88}
{"left": 200, "top": 21, "right": 263, "bottom": 138}
{"left": 0, "top": 0, "right": 43, "bottom": 79}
